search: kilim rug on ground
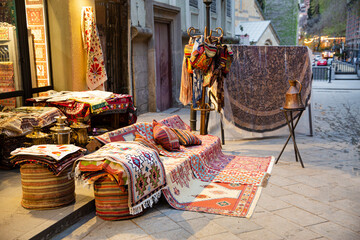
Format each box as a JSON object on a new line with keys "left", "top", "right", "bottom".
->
{"left": 161, "top": 155, "right": 274, "bottom": 218}
{"left": 75, "top": 141, "right": 166, "bottom": 215}
{"left": 157, "top": 116, "right": 275, "bottom": 218}
{"left": 156, "top": 135, "right": 274, "bottom": 186}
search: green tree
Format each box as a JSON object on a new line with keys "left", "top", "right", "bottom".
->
{"left": 306, "top": 0, "right": 347, "bottom": 36}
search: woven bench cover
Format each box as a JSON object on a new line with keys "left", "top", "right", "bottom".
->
{"left": 20, "top": 163, "right": 75, "bottom": 209}
{"left": 94, "top": 176, "right": 142, "bottom": 220}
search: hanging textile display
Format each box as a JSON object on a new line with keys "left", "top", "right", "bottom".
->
{"left": 179, "top": 27, "right": 233, "bottom": 111}
{"left": 223, "top": 45, "right": 312, "bottom": 133}
{"left": 81, "top": 7, "right": 107, "bottom": 90}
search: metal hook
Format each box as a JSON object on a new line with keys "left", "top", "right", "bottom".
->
{"left": 215, "top": 27, "right": 224, "bottom": 39}
{"left": 187, "top": 27, "right": 196, "bottom": 37}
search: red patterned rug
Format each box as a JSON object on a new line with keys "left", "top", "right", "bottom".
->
{"left": 161, "top": 155, "right": 274, "bottom": 218}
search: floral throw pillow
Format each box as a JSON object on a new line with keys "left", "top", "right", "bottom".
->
{"left": 153, "top": 120, "right": 180, "bottom": 151}
{"left": 170, "top": 128, "right": 202, "bottom": 146}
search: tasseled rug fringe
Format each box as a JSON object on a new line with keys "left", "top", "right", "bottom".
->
{"left": 129, "top": 190, "right": 162, "bottom": 215}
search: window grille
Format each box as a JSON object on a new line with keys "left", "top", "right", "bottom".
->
{"left": 211, "top": 1, "right": 216, "bottom": 13}
{"left": 226, "top": 0, "right": 231, "bottom": 17}
{"left": 190, "top": 0, "right": 198, "bottom": 8}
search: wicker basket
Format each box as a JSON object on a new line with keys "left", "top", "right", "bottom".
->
{"left": 94, "top": 176, "right": 142, "bottom": 220}
{"left": 20, "top": 163, "right": 75, "bottom": 209}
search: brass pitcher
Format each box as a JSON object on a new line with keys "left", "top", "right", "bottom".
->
{"left": 284, "top": 80, "right": 305, "bottom": 109}
{"left": 26, "top": 126, "right": 49, "bottom": 145}
{"left": 50, "top": 116, "right": 71, "bottom": 144}
{"left": 70, "top": 117, "right": 90, "bottom": 147}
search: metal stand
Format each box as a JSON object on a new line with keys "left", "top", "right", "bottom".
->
{"left": 275, "top": 107, "right": 305, "bottom": 168}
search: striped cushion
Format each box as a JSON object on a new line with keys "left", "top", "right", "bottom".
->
{"left": 20, "top": 163, "right": 75, "bottom": 209}
{"left": 134, "top": 132, "right": 160, "bottom": 154}
{"left": 153, "top": 120, "right": 180, "bottom": 151}
{"left": 171, "top": 128, "right": 202, "bottom": 146}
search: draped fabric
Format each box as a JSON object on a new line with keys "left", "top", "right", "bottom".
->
{"left": 224, "top": 45, "right": 312, "bottom": 133}
{"left": 179, "top": 57, "right": 192, "bottom": 105}
{"left": 81, "top": 7, "right": 107, "bottom": 90}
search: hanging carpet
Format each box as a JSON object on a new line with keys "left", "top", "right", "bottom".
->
{"left": 224, "top": 46, "right": 312, "bottom": 132}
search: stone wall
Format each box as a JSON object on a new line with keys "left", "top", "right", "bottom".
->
{"left": 235, "top": 0, "right": 264, "bottom": 25}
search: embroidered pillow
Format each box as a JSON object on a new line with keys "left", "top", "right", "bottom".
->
{"left": 171, "top": 128, "right": 202, "bottom": 146}
{"left": 134, "top": 132, "right": 160, "bottom": 154}
{"left": 153, "top": 120, "right": 180, "bottom": 151}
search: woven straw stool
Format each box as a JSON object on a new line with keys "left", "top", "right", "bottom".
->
{"left": 94, "top": 176, "right": 143, "bottom": 220}
{"left": 20, "top": 163, "right": 75, "bottom": 209}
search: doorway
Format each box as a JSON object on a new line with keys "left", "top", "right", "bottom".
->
{"left": 155, "top": 21, "right": 172, "bottom": 111}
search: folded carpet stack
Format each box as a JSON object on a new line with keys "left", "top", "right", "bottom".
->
{"left": 11, "top": 145, "right": 86, "bottom": 209}
{"left": 75, "top": 141, "right": 166, "bottom": 220}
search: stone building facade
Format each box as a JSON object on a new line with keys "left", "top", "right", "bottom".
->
{"left": 130, "top": 0, "right": 236, "bottom": 113}
{"left": 234, "top": 0, "right": 280, "bottom": 46}
{"left": 346, "top": 1, "right": 360, "bottom": 50}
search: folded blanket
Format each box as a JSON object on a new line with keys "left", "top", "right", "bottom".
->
{"left": 75, "top": 141, "right": 166, "bottom": 215}
{"left": 11, "top": 145, "right": 86, "bottom": 175}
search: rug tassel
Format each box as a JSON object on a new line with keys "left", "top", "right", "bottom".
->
{"left": 129, "top": 190, "right": 162, "bottom": 215}
{"left": 261, "top": 173, "right": 271, "bottom": 187}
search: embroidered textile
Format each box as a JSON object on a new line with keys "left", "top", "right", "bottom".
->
{"left": 179, "top": 57, "right": 193, "bottom": 105}
{"left": 171, "top": 128, "right": 202, "bottom": 146}
{"left": 160, "top": 153, "right": 263, "bottom": 218}
{"left": 81, "top": 7, "right": 107, "bottom": 90}
{"left": 76, "top": 142, "right": 166, "bottom": 215}
{"left": 134, "top": 132, "right": 161, "bottom": 155}
{"left": 158, "top": 115, "right": 191, "bottom": 131}
{"left": 11, "top": 144, "right": 85, "bottom": 161}
{"left": 192, "top": 69, "right": 203, "bottom": 108}
{"left": 92, "top": 115, "right": 275, "bottom": 217}
{"left": 28, "top": 91, "right": 137, "bottom": 125}
{"left": 225, "top": 45, "right": 312, "bottom": 132}
{"left": 0, "top": 107, "right": 64, "bottom": 137}
{"left": 162, "top": 176, "right": 261, "bottom": 218}
{"left": 153, "top": 120, "right": 180, "bottom": 151}
{"left": 11, "top": 144, "right": 85, "bottom": 175}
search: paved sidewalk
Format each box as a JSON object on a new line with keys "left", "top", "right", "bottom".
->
{"left": 51, "top": 83, "right": 360, "bottom": 240}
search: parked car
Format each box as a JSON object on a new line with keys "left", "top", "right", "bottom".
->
{"left": 314, "top": 55, "right": 321, "bottom": 61}
{"left": 317, "top": 59, "right": 327, "bottom": 66}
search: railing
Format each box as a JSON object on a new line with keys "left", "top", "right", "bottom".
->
{"left": 333, "top": 61, "right": 357, "bottom": 74}
{"left": 312, "top": 66, "right": 331, "bottom": 82}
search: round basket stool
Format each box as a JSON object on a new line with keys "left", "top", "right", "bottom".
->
{"left": 20, "top": 163, "right": 75, "bottom": 209}
{"left": 94, "top": 176, "right": 143, "bottom": 220}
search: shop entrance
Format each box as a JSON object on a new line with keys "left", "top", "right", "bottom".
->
{"left": 95, "top": 0, "right": 129, "bottom": 94}
{"left": 155, "top": 21, "right": 172, "bottom": 111}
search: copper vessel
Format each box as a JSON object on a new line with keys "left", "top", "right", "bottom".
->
{"left": 50, "top": 116, "right": 71, "bottom": 144}
{"left": 284, "top": 80, "right": 305, "bottom": 109}
{"left": 70, "top": 117, "right": 90, "bottom": 147}
{"left": 26, "top": 126, "right": 49, "bottom": 145}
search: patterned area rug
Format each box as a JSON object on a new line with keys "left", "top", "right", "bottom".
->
{"left": 161, "top": 155, "right": 273, "bottom": 218}
{"left": 76, "top": 141, "right": 166, "bottom": 215}
{"left": 157, "top": 135, "right": 274, "bottom": 186}
{"left": 225, "top": 45, "right": 312, "bottom": 132}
